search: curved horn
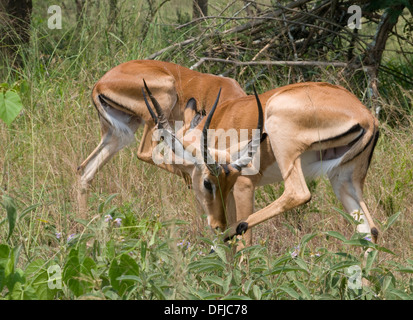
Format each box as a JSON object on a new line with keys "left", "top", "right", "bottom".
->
{"left": 142, "top": 87, "right": 158, "bottom": 124}
{"left": 230, "top": 84, "right": 264, "bottom": 171}
{"left": 142, "top": 79, "right": 172, "bottom": 131}
{"left": 142, "top": 80, "right": 197, "bottom": 163}
{"left": 201, "top": 88, "right": 222, "bottom": 176}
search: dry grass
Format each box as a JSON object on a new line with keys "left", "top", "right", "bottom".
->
{"left": 0, "top": 1, "right": 412, "bottom": 297}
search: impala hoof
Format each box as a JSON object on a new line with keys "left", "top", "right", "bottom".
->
{"left": 236, "top": 222, "right": 248, "bottom": 235}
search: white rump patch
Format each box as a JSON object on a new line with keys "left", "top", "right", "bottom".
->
{"left": 102, "top": 104, "right": 136, "bottom": 147}
{"left": 301, "top": 151, "right": 344, "bottom": 179}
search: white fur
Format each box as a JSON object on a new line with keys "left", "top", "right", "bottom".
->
{"left": 102, "top": 104, "right": 136, "bottom": 147}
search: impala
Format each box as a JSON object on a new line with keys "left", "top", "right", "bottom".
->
{"left": 77, "top": 60, "right": 246, "bottom": 214}
{"left": 143, "top": 82, "right": 380, "bottom": 246}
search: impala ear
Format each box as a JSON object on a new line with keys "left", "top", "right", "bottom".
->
{"left": 184, "top": 98, "right": 197, "bottom": 126}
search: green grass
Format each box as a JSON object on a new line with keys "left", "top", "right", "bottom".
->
{"left": 1, "top": 0, "right": 412, "bottom": 300}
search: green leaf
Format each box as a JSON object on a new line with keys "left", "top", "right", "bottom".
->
{"left": 223, "top": 272, "right": 232, "bottom": 294}
{"left": 300, "top": 232, "right": 318, "bottom": 245}
{"left": 293, "top": 280, "right": 312, "bottom": 300}
{"left": 384, "top": 212, "right": 401, "bottom": 231}
{"left": 294, "top": 257, "right": 309, "bottom": 273}
{"left": 387, "top": 288, "right": 412, "bottom": 300}
{"left": 1, "top": 195, "right": 18, "bottom": 241}
{"left": 334, "top": 207, "right": 360, "bottom": 225}
{"left": 0, "top": 245, "right": 10, "bottom": 291}
{"left": 397, "top": 267, "right": 413, "bottom": 274}
{"left": 109, "top": 254, "right": 140, "bottom": 296}
{"left": 0, "top": 90, "right": 23, "bottom": 125}
{"left": 364, "top": 250, "right": 378, "bottom": 275}
{"left": 278, "top": 285, "right": 301, "bottom": 299}
{"left": 325, "top": 231, "right": 347, "bottom": 242}
{"left": 252, "top": 285, "right": 262, "bottom": 300}
{"left": 375, "top": 246, "right": 395, "bottom": 255}
{"left": 270, "top": 265, "right": 307, "bottom": 275}
{"left": 63, "top": 249, "right": 96, "bottom": 297}
{"left": 243, "top": 279, "right": 254, "bottom": 295}
{"left": 98, "top": 194, "right": 118, "bottom": 213}
{"left": 214, "top": 245, "right": 228, "bottom": 264}
{"left": 343, "top": 239, "right": 376, "bottom": 248}
{"left": 222, "top": 294, "right": 251, "bottom": 300}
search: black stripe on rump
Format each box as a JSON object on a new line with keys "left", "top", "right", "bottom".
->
{"left": 311, "top": 123, "right": 362, "bottom": 145}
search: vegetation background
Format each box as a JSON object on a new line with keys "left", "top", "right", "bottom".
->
{"left": 0, "top": 0, "right": 412, "bottom": 300}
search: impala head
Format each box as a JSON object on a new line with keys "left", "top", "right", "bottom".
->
{"left": 142, "top": 80, "right": 263, "bottom": 231}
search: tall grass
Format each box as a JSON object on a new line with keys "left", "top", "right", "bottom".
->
{"left": 0, "top": 1, "right": 412, "bottom": 300}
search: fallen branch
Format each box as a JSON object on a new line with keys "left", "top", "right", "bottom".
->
{"left": 146, "top": 0, "right": 312, "bottom": 60}
{"left": 189, "top": 57, "right": 348, "bottom": 70}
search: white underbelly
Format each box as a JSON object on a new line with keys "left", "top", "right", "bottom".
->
{"left": 256, "top": 151, "right": 343, "bottom": 186}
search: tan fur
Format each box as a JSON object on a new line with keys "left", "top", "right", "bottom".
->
{"left": 77, "top": 60, "right": 246, "bottom": 215}
{"left": 158, "top": 82, "right": 379, "bottom": 248}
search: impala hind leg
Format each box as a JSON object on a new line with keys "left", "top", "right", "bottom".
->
{"left": 329, "top": 165, "right": 378, "bottom": 287}
{"left": 77, "top": 119, "right": 138, "bottom": 216}
{"left": 77, "top": 131, "right": 121, "bottom": 216}
{"left": 328, "top": 166, "right": 378, "bottom": 243}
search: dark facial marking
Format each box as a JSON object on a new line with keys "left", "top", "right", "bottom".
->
{"left": 203, "top": 179, "right": 213, "bottom": 192}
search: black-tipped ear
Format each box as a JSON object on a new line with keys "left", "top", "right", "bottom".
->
{"left": 185, "top": 98, "right": 197, "bottom": 111}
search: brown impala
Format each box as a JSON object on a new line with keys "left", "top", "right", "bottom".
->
{"left": 77, "top": 60, "right": 246, "bottom": 214}
{"left": 143, "top": 82, "right": 380, "bottom": 248}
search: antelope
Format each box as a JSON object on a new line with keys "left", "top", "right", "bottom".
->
{"left": 77, "top": 59, "right": 246, "bottom": 214}
{"left": 142, "top": 82, "right": 380, "bottom": 247}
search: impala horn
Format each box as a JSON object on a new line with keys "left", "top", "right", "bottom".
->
{"left": 230, "top": 84, "right": 264, "bottom": 171}
{"left": 201, "top": 88, "right": 222, "bottom": 176}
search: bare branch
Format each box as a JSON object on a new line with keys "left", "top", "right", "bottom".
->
{"left": 189, "top": 57, "right": 347, "bottom": 70}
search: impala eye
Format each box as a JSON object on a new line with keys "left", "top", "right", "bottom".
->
{"left": 203, "top": 179, "right": 213, "bottom": 192}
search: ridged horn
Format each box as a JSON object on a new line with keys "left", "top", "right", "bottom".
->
{"left": 201, "top": 88, "right": 222, "bottom": 176}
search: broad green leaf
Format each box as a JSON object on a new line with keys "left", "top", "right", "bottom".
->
{"left": 0, "top": 90, "right": 23, "bottom": 125}
{"left": 188, "top": 259, "right": 226, "bottom": 273}
{"left": 31, "top": 270, "right": 55, "bottom": 300}
{"left": 294, "top": 257, "right": 309, "bottom": 273}
{"left": 387, "top": 288, "right": 412, "bottom": 300}
{"left": 325, "top": 231, "right": 347, "bottom": 242}
{"left": 0, "top": 244, "right": 10, "bottom": 261}
{"left": 0, "top": 245, "right": 10, "bottom": 291}
{"left": 202, "top": 275, "right": 223, "bottom": 287}
{"left": 223, "top": 272, "right": 232, "bottom": 294}
{"left": 364, "top": 250, "right": 378, "bottom": 275}
{"left": 397, "top": 267, "right": 413, "bottom": 273}
{"left": 243, "top": 279, "right": 254, "bottom": 295}
{"left": 343, "top": 239, "right": 376, "bottom": 248}
{"left": 25, "top": 259, "right": 46, "bottom": 278}
{"left": 214, "top": 245, "right": 228, "bottom": 264}
{"left": 109, "top": 254, "right": 140, "bottom": 296}
{"left": 293, "top": 280, "right": 312, "bottom": 300}
{"left": 252, "top": 285, "right": 262, "bottom": 300}
{"left": 278, "top": 285, "right": 301, "bottom": 299}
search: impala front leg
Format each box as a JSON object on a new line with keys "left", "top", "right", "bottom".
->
{"left": 228, "top": 158, "right": 311, "bottom": 239}
{"left": 231, "top": 176, "right": 257, "bottom": 248}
